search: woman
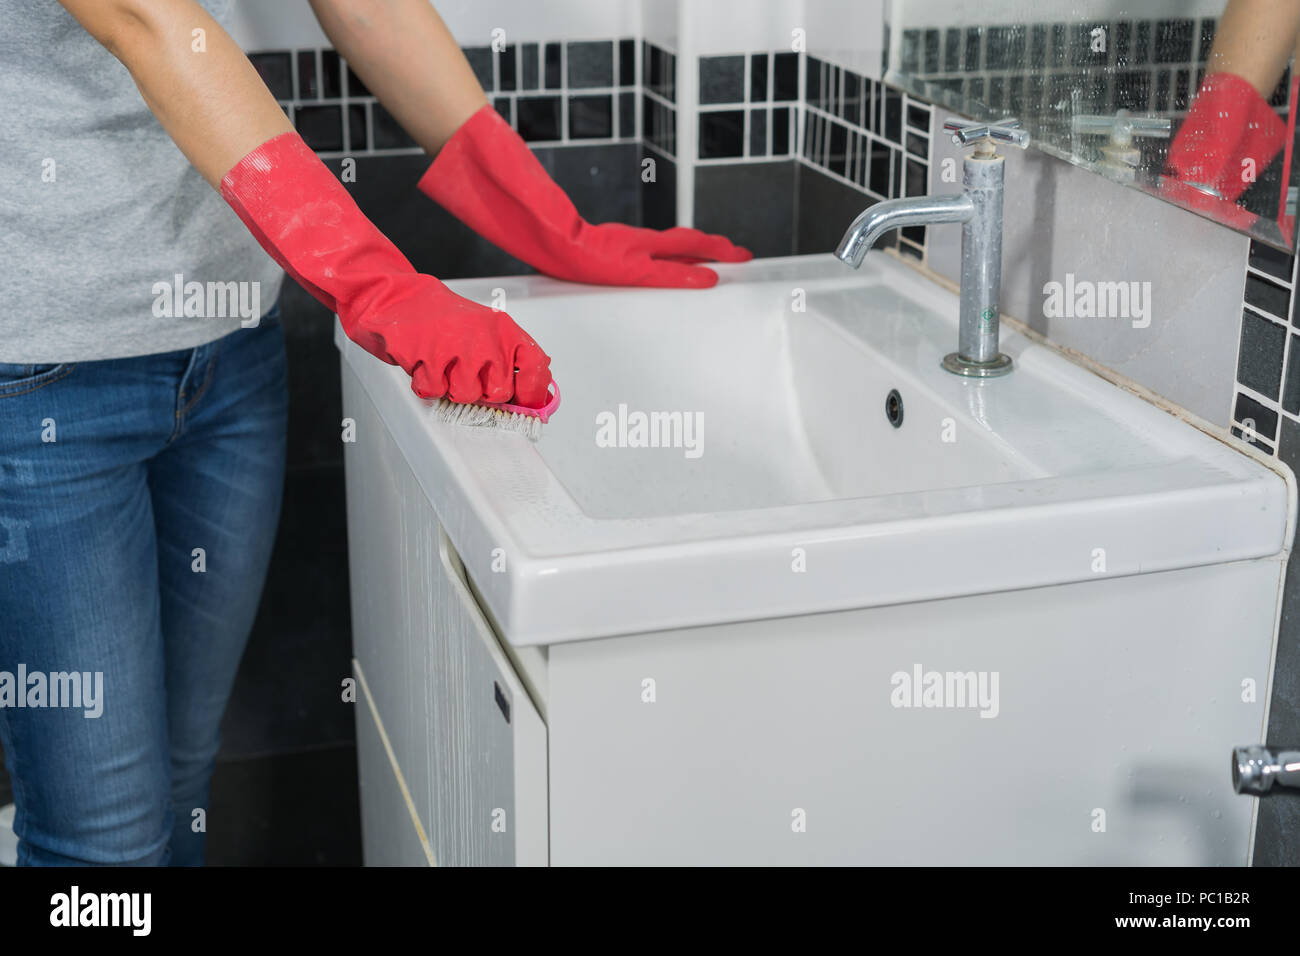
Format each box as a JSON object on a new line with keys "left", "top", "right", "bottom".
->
{"left": 0, "top": 0, "right": 749, "bottom": 866}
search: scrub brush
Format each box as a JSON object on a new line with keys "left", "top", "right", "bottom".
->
{"left": 432, "top": 381, "right": 561, "bottom": 442}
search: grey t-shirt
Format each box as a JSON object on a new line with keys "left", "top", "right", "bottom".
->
{"left": 0, "top": 0, "right": 285, "bottom": 362}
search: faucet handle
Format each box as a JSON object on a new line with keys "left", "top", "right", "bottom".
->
{"left": 943, "top": 116, "right": 1031, "bottom": 150}
{"left": 1071, "top": 109, "right": 1171, "bottom": 146}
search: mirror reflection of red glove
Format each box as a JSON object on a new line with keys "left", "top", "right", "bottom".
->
{"left": 1165, "top": 72, "right": 1286, "bottom": 203}
{"left": 418, "top": 105, "right": 753, "bottom": 288}
{"left": 221, "top": 132, "right": 551, "bottom": 406}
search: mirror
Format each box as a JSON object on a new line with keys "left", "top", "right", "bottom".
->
{"left": 884, "top": 0, "right": 1300, "bottom": 251}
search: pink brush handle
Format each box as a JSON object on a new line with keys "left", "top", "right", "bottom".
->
{"left": 493, "top": 380, "right": 561, "bottom": 424}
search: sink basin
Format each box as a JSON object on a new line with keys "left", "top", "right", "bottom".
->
{"left": 335, "top": 253, "right": 1291, "bottom": 646}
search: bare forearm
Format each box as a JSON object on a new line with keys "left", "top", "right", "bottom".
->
{"left": 1208, "top": 0, "right": 1300, "bottom": 95}
{"left": 308, "top": 0, "right": 487, "bottom": 155}
{"left": 58, "top": 0, "right": 291, "bottom": 186}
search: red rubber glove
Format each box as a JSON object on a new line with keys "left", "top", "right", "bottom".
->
{"left": 220, "top": 132, "right": 551, "bottom": 406}
{"left": 418, "top": 105, "right": 753, "bottom": 288}
{"left": 1165, "top": 72, "right": 1286, "bottom": 203}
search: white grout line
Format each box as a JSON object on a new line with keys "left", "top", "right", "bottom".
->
{"left": 794, "top": 154, "right": 889, "bottom": 205}
{"left": 642, "top": 87, "right": 676, "bottom": 109}
{"left": 1243, "top": 301, "right": 1291, "bottom": 328}
{"left": 642, "top": 138, "right": 674, "bottom": 162}
{"left": 1236, "top": 382, "right": 1282, "bottom": 414}
{"left": 1246, "top": 264, "right": 1295, "bottom": 292}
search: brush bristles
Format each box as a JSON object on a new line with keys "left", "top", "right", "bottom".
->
{"left": 432, "top": 398, "right": 543, "bottom": 442}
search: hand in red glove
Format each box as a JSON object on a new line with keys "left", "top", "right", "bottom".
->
{"left": 1165, "top": 72, "right": 1286, "bottom": 203}
{"left": 220, "top": 132, "right": 551, "bottom": 406}
{"left": 418, "top": 105, "right": 752, "bottom": 288}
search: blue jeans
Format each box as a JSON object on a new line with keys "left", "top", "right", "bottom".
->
{"left": 0, "top": 313, "right": 287, "bottom": 866}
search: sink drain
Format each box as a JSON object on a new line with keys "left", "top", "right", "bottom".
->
{"left": 885, "top": 389, "right": 904, "bottom": 428}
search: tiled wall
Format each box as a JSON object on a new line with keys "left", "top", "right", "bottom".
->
{"left": 642, "top": 41, "right": 678, "bottom": 157}
{"left": 801, "top": 56, "right": 931, "bottom": 261}
{"left": 1233, "top": 241, "right": 1298, "bottom": 455}
{"left": 696, "top": 52, "right": 799, "bottom": 160}
{"left": 1227, "top": 235, "right": 1300, "bottom": 865}
{"left": 250, "top": 39, "right": 642, "bottom": 154}
{"left": 683, "top": 50, "right": 932, "bottom": 261}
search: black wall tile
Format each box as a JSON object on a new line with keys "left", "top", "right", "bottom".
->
{"left": 797, "top": 161, "right": 883, "bottom": 254}
{"left": 544, "top": 43, "right": 562, "bottom": 89}
{"left": 805, "top": 56, "right": 822, "bottom": 106}
{"left": 250, "top": 52, "right": 293, "bottom": 101}
{"left": 521, "top": 43, "right": 539, "bottom": 90}
{"left": 647, "top": 42, "right": 665, "bottom": 94}
{"left": 464, "top": 46, "right": 493, "bottom": 91}
{"left": 1115, "top": 21, "right": 1132, "bottom": 65}
{"left": 869, "top": 140, "right": 891, "bottom": 195}
{"left": 750, "top": 109, "right": 767, "bottom": 157}
{"left": 773, "top": 52, "right": 798, "bottom": 101}
{"left": 346, "top": 65, "right": 370, "bottom": 98}
{"left": 618, "top": 91, "right": 635, "bottom": 139}
{"left": 498, "top": 45, "right": 517, "bottom": 92}
{"left": 945, "top": 29, "right": 963, "bottom": 72}
{"left": 699, "top": 110, "right": 745, "bottom": 159}
{"left": 372, "top": 103, "right": 415, "bottom": 150}
{"left": 1198, "top": 19, "right": 1217, "bottom": 62}
{"left": 830, "top": 122, "right": 848, "bottom": 176}
{"left": 842, "top": 70, "right": 862, "bottom": 124}
{"left": 494, "top": 96, "right": 513, "bottom": 126}
{"left": 296, "top": 51, "right": 319, "bottom": 100}
{"left": 1234, "top": 392, "right": 1279, "bottom": 442}
{"left": 619, "top": 39, "right": 636, "bottom": 87}
{"left": 296, "top": 105, "right": 344, "bottom": 152}
{"left": 1029, "top": 24, "right": 1048, "bottom": 68}
{"left": 1238, "top": 311, "right": 1286, "bottom": 399}
{"left": 640, "top": 149, "right": 676, "bottom": 231}
{"left": 1154, "top": 19, "right": 1195, "bottom": 64}
{"left": 924, "top": 29, "right": 941, "bottom": 72}
{"left": 1231, "top": 424, "right": 1275, "bottom": 452}
{"left": 901, "top": 30, "right": 921, "bottom": 74}
{"left": 1247, "top": 274, "right": 1291, "bottom": 320}
{"left": 516, "top": 96, "right": 562, "bottom": 141}
{"left": 568, "top": 41, "right": 614, "bottom": 88}
{"left": 884, "top": 88, "right": 903, "bottom": 143}
{"left": 700, "top": 55, "right": 746, "bottom": 104}
{"left": 321, "top": 50, "right": 343, "bottom": 98}
{"left": 772, "top": 106, "right": 790, "bottom": 154}
{"left": 906, "top": 158, "right": 927, "bottom": 197}
{"left": 347, "top": 104, "right": 368, "bottom": 152}
{"left": 694, "top": 161, "right": 796, "bottom": 258}
{"left": 965, "top": 28, "right": 982, "bottom": 71}
{"left": 1284, "top": 337, "right": 1300, "bottom": 415}
{"left": 569, "top": 95, "right": 613, "bottom": 140}
{"left": 986, "top": 26, "right": 1025, "bottom": 70}
{"left": 750, "top": 54, "right": 769, "bottom": 102}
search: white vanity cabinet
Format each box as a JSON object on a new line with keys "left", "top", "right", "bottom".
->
{"left": 344, "top": 365, "right": 547, "bottom": 867}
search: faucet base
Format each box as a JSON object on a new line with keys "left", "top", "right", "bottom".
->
{"left": 942, "top": 352, "right": 1013, "bottom": 378}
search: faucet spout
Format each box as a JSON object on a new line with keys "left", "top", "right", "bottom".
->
{"left": 835, "top": 194, "right": 975, "bottom": 268}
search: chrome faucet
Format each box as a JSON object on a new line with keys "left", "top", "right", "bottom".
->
{"left": 836, "top": 117, "right": 1029, "bottom": 378}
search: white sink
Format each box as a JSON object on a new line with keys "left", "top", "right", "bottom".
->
{"left": 335, "top": 253, "right": 1291, "bottom": 646}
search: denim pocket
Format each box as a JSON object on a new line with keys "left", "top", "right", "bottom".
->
{"left": 0, "top": 362, "right": 76, "bottom": 397}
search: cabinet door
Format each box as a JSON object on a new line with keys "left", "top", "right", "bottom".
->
{"left": 343, "top": 364, "right": 547, "bottom": 865}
